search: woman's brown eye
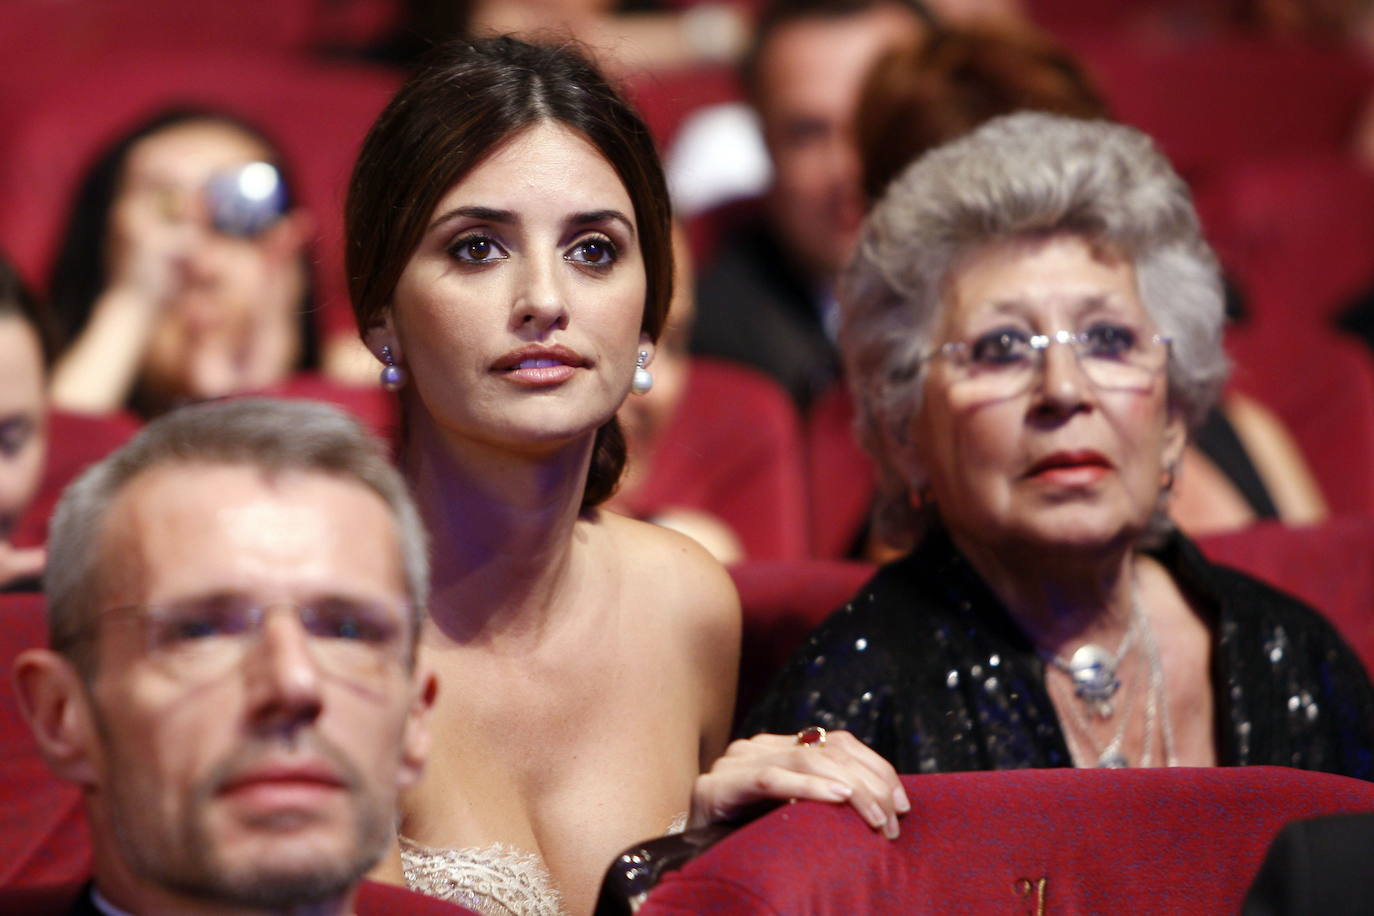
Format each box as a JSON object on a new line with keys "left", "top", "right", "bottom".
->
{"left": 467, "top": 239, "right": 492, "bottom": 259}
{"left": 568, "top": 237, "right": 617, "bottom": 266}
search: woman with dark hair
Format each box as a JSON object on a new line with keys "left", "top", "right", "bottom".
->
{"left": 47, "top": 108, "right": 316, "bottom": 417}
{"left": 0, "top": 253, "right": 53, "bottom": 590}
{"left": 348, "top": 37, "right": 905, "bottom": 916}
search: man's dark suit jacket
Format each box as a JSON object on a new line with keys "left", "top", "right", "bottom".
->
{"left": 1243, "top": 813, "right": 1374, "bottom": 916}
{"left": 692, "top": 219, "right": 839, "bottom": 412}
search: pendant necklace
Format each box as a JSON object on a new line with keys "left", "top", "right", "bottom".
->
{"left": 1052, "top": 582, "right": 1179, "bottom": 769}
{"left": 1042, "top": 595, "right": 1141, "bottom": 719}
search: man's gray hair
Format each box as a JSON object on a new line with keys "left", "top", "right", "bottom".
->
{"left": 45, "top": 398, "right": 429, "bottom": 670}
{"left": 840, "top": 111, "right": 1229, "bottom": 547}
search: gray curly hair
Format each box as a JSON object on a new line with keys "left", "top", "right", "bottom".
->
{"left": 839, "top": 111, "right": 1229, "bottom": 548}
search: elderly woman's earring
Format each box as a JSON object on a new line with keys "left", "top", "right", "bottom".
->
{"left": 631, "top": 350, "right": 653, "bottom": 395}
{"left": 379, "top": 345, "right": 407, "bottom": 392}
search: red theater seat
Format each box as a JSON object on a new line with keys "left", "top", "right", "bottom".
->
{"left": 1200, "top": 517, "right": 1374, "bottom": 678}
{"left": 618, "top": 359, "right": 809, "bottom": 563}
{"left": 1226, "top": 325, "right": 1374, "bottom": 517}
{"left": 633, "top": 767, "right": 1374, "bottom": 915}
{"left": 729, "top": 559, "right": 874, "bottom": 724}
{"left": 12, "top": 410, "right": 142, "bottom": 550}
{"left": 805, "top": 380, "right": 874, "bottom": 560}
{"left": 1066, "top": 36, "right": 1372, "bottom": 184}
{"left": 258, "top": 374, "right": 401, "bottom": 454}
{"left": 1196, "top": 153, "right": 1374, "bottom": 328}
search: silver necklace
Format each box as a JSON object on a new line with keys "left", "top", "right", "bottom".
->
{"left": 1055, "top": 584, "right": 1179, "bottom": 769}
{"left": 1043, "top": 596, "right": 1141, "bottom": 719}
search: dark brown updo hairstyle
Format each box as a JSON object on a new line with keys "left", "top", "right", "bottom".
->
{"left": 346, "top": 36, "right": 673, "bottom": 510}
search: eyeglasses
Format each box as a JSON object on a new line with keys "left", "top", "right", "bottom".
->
{"left": 925, "top": 322, "right": 1170, "bottom": 401}
{"left": 97, "top": 595, "right": 413, "bottom": 687}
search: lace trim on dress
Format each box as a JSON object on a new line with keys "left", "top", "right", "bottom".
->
{"left": 400, "top": 836, "right": 568, "bottom": 916}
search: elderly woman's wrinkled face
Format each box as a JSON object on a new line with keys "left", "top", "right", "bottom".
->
{"left": 913, "top": 234, "right": 1185, "bottom": 552}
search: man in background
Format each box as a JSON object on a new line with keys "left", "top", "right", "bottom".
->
{"left": 691, "top": 0, "right": 930, "bottom": 410}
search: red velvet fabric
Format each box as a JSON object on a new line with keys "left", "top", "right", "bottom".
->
{"left": 1063, "top": 36, "right": 1371, "bottom": 184}
{"left": 0, "top": 47, "right": 400, "bottom": 340}
{"left": 729, "top": 560, "right": 874, "bottom": 724}
{"left": 1199, "top": 517, "right": 1374, "bottom": 678}
{"left": 256, "top": 374, "right": 401, "bottom": 453}
{"left": 804, "top": 380, "right": 873, "bottom": 560}
{"left": 353, "top": 880, "right": 483, "bottom": 915}
{"left": 618, "top": 359, "right": 809, "bottom": 562}
{"left": 1195, "top": 153, "right": 1374, "bottom": 326}
{"left": 637, "top": 767, "right": 1374, "bottom": 915}
{"left": 621, "top": 64, "right": 743, "bottom": 152}
{"left": 12, "top": 410, "right": 142, "bottom": 550}
{"left": 0, "top": 594, "right": 89, "bottom": 889}
{"left": 1226, "top": 325, "right": 1374, "bottom": 517}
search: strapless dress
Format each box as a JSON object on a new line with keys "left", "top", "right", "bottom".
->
{"left": 401, "top": 814, "right": 687, "bottom": 916}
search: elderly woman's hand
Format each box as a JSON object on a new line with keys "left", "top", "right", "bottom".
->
{"left": 690, "top": 730, "right": 910, "bottom": 838}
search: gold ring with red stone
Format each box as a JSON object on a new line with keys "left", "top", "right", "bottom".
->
{"left": 795, "top": 725, "right": 827, "bottom": 748}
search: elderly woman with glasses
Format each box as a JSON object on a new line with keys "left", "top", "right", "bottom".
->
{"left": 745, "top": 112, "right": 1374, "bottom": 776}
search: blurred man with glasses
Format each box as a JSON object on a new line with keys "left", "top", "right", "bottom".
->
{"left": 9, "top": 398, "right": 473, "bottom": 915}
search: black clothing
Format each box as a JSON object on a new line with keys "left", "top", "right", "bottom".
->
{"left": 1243, "top": 813, "right": 1374, "bottom": 916}
{"left": 691, "top": 220, "right": 838, "bottom": 411}
{"left": 1194, "top": 407, "right": 1281, "bottom": 519}
{"left": 744, "top": 525, "right": 1374, "bottom": 779}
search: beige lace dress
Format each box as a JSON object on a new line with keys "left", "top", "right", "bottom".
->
{"left": 400, "top": 815, "right": 688, "bottom": 916}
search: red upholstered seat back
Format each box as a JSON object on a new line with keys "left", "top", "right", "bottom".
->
{"left": 637, "top": 767, "right": 1374, "bottom": 915}
{"left": 1225, "top": 326, "right": 1374, "bottom": 517}
{"left": 12, "top": 410, "right": 141, "bottom": 550}
{"left": 729, "top": 560, "right": 874, "bottom": 725}
{"left": 618, "top": 358, "right": 809, "bottom": 562}
{"left": 1195, "top": 154, "right": 1374, "bottom": 327}
{"left": 354, "top": 880, "right": 483, "bottom": 915}
{"left": 1065, "top": 36, "right": 1371, "bottom": 184}
{"left": 804, "top": 380, "right": 874, "bottom": 560}
{"left": 0, "top": 594, "right": 90, "bottom": 889}
{"left": 256, "top": 374, "right": 401, "bottom": 454}
{"left": 1199, "top": 517, "right": 1374, "bottom": 678}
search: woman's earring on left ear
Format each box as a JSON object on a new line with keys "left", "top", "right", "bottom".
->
{"left": 379, "top": 345, "right": 407, "bottom": 392}
{"left": 631, "top": 350, "right": 653, "bottom": 395}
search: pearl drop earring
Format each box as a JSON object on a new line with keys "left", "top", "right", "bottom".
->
{"left": 631, "top": 350, "right": 653, "bottom": 395}
{"left": 379, "top": 345, "right": 407, "bottom": 392}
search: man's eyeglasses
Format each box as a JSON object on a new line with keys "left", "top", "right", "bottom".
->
{"left": 924, "top": 322, "right": 1170, "bottom": 401}
{"left": 96, "top": 595, "right": 413, "bottom": 687}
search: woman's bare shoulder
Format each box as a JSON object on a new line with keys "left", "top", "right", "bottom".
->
{"left": 595, "top": 510, "right": 741, "bottom": 624}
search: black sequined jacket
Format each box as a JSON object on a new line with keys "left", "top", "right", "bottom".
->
{"left": 743, "top": 525, "right": 1374, "bottom": 780}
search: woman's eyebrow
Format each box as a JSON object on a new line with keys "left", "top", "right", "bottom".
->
{"left": 428, "top": 205, "right": 515, "bottom": 233}
{"left": 570, "top": 209, "right": 635, "bottom": 237}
